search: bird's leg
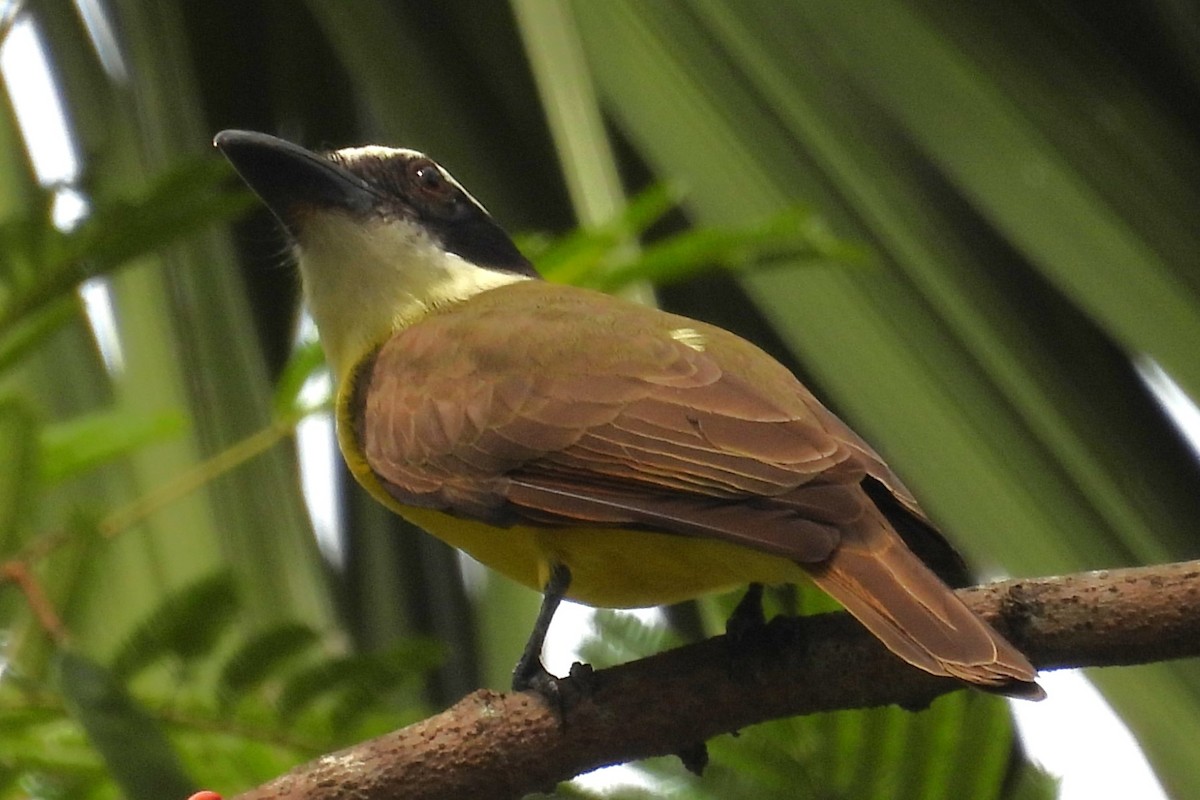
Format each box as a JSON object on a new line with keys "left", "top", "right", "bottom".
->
{"left": 512, "top": 562, "right": 572, "bottom": 695}
{"left": 724, "top": 583, "right": 774, "bottom": 687}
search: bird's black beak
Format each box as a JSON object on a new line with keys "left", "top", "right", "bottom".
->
{"left": 214, "top": 130, "right": 376, "bottom": 235}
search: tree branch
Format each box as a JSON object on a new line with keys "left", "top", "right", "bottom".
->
{"left": 233, "top": 560, "right": 1200, "bottom": 800}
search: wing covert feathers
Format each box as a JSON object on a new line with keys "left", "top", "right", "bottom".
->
{"left": 351, "top": 281, "right": 1041, "bottom": 695}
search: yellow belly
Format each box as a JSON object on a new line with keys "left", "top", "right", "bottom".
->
{"left": 399, "top": 506, "right": 805, "bottom": 608}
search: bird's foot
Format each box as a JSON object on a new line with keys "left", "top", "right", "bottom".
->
{"left": 513, "top": 657, "right": 565, "bottom": 717}
{"left": 513, "top": 654, "right": 560, "bottom": 698}
{"left": 675, "top": 741, "right": 710, "bottom": 776}
{"left": 513, "top": 658, "right": 600, "bottom": 717}
{"left": 725, "top": 583, "right": 767, "bottom": 643}
{"left": 725, "top": 584, "right": 791, "bottom": 683}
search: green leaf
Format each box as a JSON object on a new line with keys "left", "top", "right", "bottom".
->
{"left": 217, "top": 622, "right": 321, "bottom": 708}
{"left": 0, "top": 396, "right": 39, "bottom": 557}
{"left": 579, "top": 609, "right": 683, "bottom": 669}
{"left": 585, "top": 208, "right": 862, "bottom": 293}
{"left": 55, "top": 649, "right": 195, "bottom": 800}
{"left": 797, "top": 1, "right": 1200, "bottom": 401}
{"left": 76, "top": 159, "right": 254, "bottom": 270}
{"left": 272, "top": 338, "right": 330, "bottom": 419}
{"left": 1004, "top": 762, "right": 1059, "bottom": 800}
{"left": 0, "top": 157, "right": 254, "bottom": 338}
{"left": 0, "top": 298, "right": 77, "bottom": 376}
{"left": 536, "top": 184, "right": 677, "bottom": 284}
{"left": 110, "top": 573, "right": 240, "bottom": 681}
{"left": 277, "top": 640, "right": 443, "bottom": 723}
{"left": 530, "top": 186, "right": 861, "bottom": 295}
{"left": 38, "top": 408, "right": 187, "bottom": 485}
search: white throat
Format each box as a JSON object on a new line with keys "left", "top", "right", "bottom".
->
{"left": 296, "top": 212, "right": 529, "bottom": 381}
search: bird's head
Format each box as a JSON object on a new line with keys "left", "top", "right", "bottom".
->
{"left": 215, "top": 130, "right": 536, "bottom": 379}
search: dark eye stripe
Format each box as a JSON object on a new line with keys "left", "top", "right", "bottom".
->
{"left": 335, "top": 151, "right": 540, "bottom": 278}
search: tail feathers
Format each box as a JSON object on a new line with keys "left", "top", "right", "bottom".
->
{"left": 803, "top": 504, "right": 1043, "bottom": 700}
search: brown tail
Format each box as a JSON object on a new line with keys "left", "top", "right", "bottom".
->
{"left": 803, "top": 502, "right": 1044, "bottom": 700}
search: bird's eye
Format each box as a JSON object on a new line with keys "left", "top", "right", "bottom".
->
{"left": 405, "top": 156, "right": 467, "bottom": 218}
{"left": 410, "top": 159, "right": 447, "bottom": 193}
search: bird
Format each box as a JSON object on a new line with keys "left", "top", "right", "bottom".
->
{"left": 214, "top": 129, "right": 1042, "bottom": 700}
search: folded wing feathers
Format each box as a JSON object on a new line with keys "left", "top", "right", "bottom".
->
{"left": 505, "top": 474, "right": 842, "bottom": 562}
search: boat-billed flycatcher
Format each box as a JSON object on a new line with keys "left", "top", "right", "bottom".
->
{"left": 215, "top": 130, "right": 1041, "bottom": 699}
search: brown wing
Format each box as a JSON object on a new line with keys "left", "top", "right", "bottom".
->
{"left": 355, "top": 288, "right": 855, "bottom": 560}
{"left": 353, "top": 282, "right": 1039, "bottom": 694}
